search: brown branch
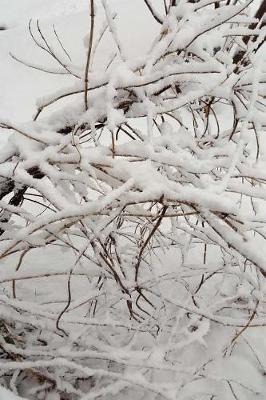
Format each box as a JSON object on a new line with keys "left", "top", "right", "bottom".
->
{"left": 84, "top": 0, "right": 95, "bottom": 110}
{"left": 144, "top": 0, "right": 163, "bottom": 24}
{"left": 135, "top": 204, "right": 168, "bottom": 283}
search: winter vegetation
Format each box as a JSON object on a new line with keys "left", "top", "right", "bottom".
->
{"left": 0, "top": 0, "right": 266, "bottom": 398}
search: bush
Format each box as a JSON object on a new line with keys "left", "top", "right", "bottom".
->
{"left": 0, "top": 1, "right": 265, "bottom": 399}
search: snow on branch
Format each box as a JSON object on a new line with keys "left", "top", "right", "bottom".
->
{"left": 0, "top": 0, "right": 265, "bottom": 399}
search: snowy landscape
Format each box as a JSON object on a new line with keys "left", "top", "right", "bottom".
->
{"left": 0, "top": 0, "right": 266, "bottom": 399}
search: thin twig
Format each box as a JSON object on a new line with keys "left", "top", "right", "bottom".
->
{"left": 84, "top": 0, "right": 95, "bottom": 110}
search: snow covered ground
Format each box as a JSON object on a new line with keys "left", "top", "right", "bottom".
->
{"left": 0, "top": 385, "right": 27, "bottom": 400}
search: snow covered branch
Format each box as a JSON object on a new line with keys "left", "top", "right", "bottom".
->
{"left": 0, "top": 0, "right": 265, "bottom": 399}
